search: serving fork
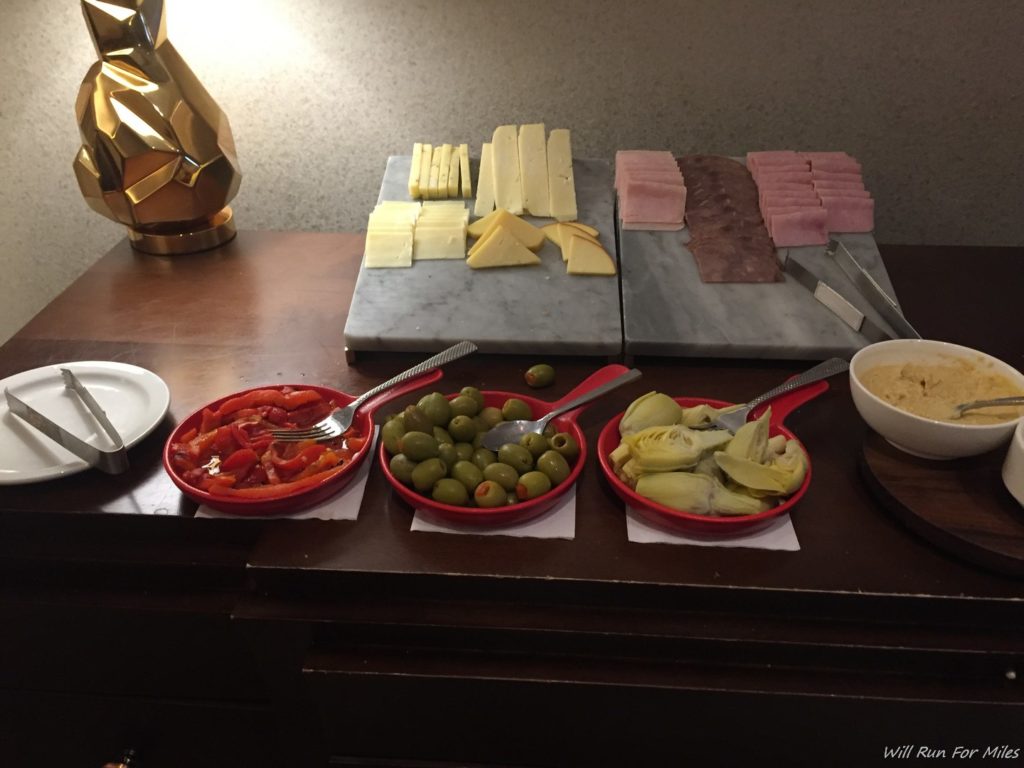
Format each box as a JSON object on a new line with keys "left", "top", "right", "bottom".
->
{"left": 269, "top": 340, "right": 478, "bottom": 442}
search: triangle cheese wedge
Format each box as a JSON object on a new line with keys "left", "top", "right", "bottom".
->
{"left": 542, "top": 223, "right": 602, "bottom": 260}
{"left": 566, "top": 234, "right": 616, "bottom": 275}
{"left": 467, "top": 208, "right": 545, "bottom": 251}
{"left": 466, "top": 224, "right": 541, "bottom": 268}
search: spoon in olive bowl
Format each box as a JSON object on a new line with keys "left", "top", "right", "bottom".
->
{"left": 480, "top": 368, "right": 643, "bottom": 450}
{"left": 950, "top": 396, "right": 1024, "bottom": 420}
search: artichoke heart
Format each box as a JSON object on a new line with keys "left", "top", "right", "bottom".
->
{"left": 619, "top": 392, "right": 682, "bottom": 436}
{"left": 623, "top": 424, "right": 704, "bottom": 473}
{"left": 679, "top": 403, "right": 743, "bottom": 428}
{"left": 714, "top": 438, "right": 807, "bottom": 497}
{"left": 723, "top": 408, "right": 771, "bottom": 463}
{"left": 636, "top": 472, "right": 772, "bottom": 516}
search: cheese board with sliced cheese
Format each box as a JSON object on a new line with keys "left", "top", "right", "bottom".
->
{"left": 343, "top": 147, "right": 621, "bottom": 357}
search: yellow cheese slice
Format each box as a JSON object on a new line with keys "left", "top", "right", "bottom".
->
{"left": 418, "top": 143, "right": 433, "bottom": 201}
{"left": 409, "top": 143, "right": 422, "bottom": 199}
{"left": 447, "top": 147, "right": 460, "bottom": 197}
{"left": 459, "top": 144, "right": 472, "bottom": 198}
{"left": 547, "top": 129, "right": 577, "bottom": 221}
{"left": 541, "top": 222, "right": 601, "bottom": 254}
{"left": 491, "top": 124, "right": 524, "bottom": 214}
{"left": 518, "top": 123, "right": 550, "bottom": 217}
{"left": 466, "top": 224, "right": 541, "bottom": 268}
{"left": 473, "top": 142, "right": 496, "bottom": 217}
{"left": 364, "top": 230, "right": 413, "bottom": 268}
{"left": 566, "top": 234, "right": 616, "bottom": 275}
{"left": 563, "top": 221, "right": 599, "bottom": 238}
{"left": 438, "top": 144, "right": 452, "bottom": 199}
{"left": 468, "top": 208, "right": 545, "bottom": 251}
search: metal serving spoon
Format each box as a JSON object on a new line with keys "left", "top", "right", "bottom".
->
{"left": 480, "top": 368, "right": 642, "bottom": 450}
{"left": 950, "top": 396, "right": 1024, "bottom": 420}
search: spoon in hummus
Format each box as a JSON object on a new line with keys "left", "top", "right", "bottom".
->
{"left": 951, "top": 396, "right": 1024, "bottom": 420}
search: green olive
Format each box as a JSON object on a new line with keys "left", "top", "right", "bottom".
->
{"left": 432, "top": 426, "right": 454, "bottom": 445}
{"left": 402, "top": 404, "right": 433, "bottom": 435}
{"left": 525, "top": 363, "right": 555, "bottom": 388}
{"left": 482, "top": 462, "right": 519, "bottom": 491}
{"left": 471, "top": 447, "right": 497, "bottom": 470}
{"left": 417, "top": 392, "right": 453, "bottom": 427}
{"left": 474, "top": 480, "right": 507, "bottom": 508}
{"left": 501, "top": 398, "right": 532, "bottom": 422}
{"left": 461, "top": 386, "right": 486, "bottom": 410}
{"left": 449, "top": 394, "right": 480, "bottom": 418}
{"left": 381, "top": 415, "right": 407, "bottom": 455}
{"left": 388, "top": 453, "right": 417, "bottom": 485}
{"left": 454, "top": 442, "right": 475, "bottom": 462}
{"left": 437, "top": 442, "right": 458, "bottom": 469}
{"left": 506, "top": 492, "right": 519, "bottom": 505}
{"left": 451, "top": 460, "right": 484, "bottom": 493}
{"left": 536, "top": 449, "right": 571, "bottom": 485}
{"left": 472, "top": 431, "right": 488, "bottom": 449}
{"left": 549, "top": 432, "right": 580, "bottom": 461}
{"left": 432, "top": 477, "right": 468, "bottom": 506}
{"left": 519, "top": 432, "right": 549, "bottom": 458}
{"left": 448, "top": 414, "right": 477, "bottom": 443}
{"left": 516, "top": 470, "right": 552, "bottom": 500}
{"left": 478, "top": 406, "right": 504, "bottom": 429}
{"left": 497, "top": 443, "right": 533, "bottom": 473}
{"left": 411, "top": 457, "right": 447, "bottom": 492}
{"left": 399, "top": 431, "right": 439, "bottom": 462}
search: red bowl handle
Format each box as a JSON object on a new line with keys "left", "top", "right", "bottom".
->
{"left": 751, "top": 379, "right": 829, "bottom": 426}
{"left": 352, "top": 368, "right": 444, "bottom": 422}
{"left": 547, "top": 364, "right": 638, "bottom": 424}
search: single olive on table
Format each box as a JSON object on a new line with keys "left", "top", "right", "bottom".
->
{"left": 525, "top": 363, "right": 555, "bottom": 389}
{"left": 382, "top": 386, "right": 579, "bottom": 509}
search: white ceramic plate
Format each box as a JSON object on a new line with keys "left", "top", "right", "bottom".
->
{"left": 0, "top": 361, "right": 170, "bottom": 485}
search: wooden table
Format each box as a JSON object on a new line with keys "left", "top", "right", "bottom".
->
{"left": 1, "top": 232, "right": 1022, "bottom": 767}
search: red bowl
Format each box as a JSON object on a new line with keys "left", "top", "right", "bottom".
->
{"left": 380, "top": 364, "right": 632, "bottom": 525}
{"left": 164, "top": 370, "right": 442, "bottom": 516}
{"left": 597, "top": 382, "right": 828, "bottom": 535}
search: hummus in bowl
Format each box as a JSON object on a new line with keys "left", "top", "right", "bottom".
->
{"left": 850, "top": 339, "right": 1024, "bottom": 459}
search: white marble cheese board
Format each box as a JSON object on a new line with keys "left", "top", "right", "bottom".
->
{"left": 618, "top": 170, "right": 901, "bottom": 359}
{"left": 343, "top": 156, "right": 621, "bottom": 357}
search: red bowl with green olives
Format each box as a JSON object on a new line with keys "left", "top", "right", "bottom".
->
{"left": 380, "top": 365, "right": 631, "bottom": 525}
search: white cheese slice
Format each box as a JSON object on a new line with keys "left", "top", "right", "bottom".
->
{"left": 418, "top": 143, "right": 433, "bottom": 201}
{"left": 437, "top": 144, "right": 452, "bottom": 199}
{"left": 491, "top": 124, "right": 524, "bottom": 215}
{"left": 459, "top": 144, "right": 472, "bottom": 198}
{"left": 547, "top": 129, "right": 577, "bottom": 222}
{"left": 447, "top": 147, "right": 461, "bottom": 197}
{"left": 409, "top": 143, "right": 422, "bottom": 198}
{"left": 518, "top": 123, "right": 550, "bottom": 217}
{"left": 473, "top": 142, "right": 496, "bottom": 217}
{"left": 364, "top": 230, "right": 413, "bottom": 268}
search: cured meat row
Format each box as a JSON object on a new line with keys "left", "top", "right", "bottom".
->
{"left": 615, "top": 150, "right": 686, "bottom": 230}
{"left": 677, "top": 154, "right": 781, "bottom": 283}
{"left": 748, "top": 151, "right": 874, "bottom": 247}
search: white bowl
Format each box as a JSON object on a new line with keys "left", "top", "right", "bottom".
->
{"left": 849, "top": 339, "right": 1024, "bottom": 460}
{"left": 1003, "top": 420, "right": 1024, "bottom": 507}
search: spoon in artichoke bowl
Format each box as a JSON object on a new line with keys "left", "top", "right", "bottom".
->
{"left": 950, "top": 396, "right": 1024, "bottom": 420}
{"left": 481, "top": 368, "right": 643, "bottom": 450}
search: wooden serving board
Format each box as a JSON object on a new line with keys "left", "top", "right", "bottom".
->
{"left": 618, "top": 156, "right": 901, "bottom": 360}
{"left": 343, "top": 156, "right": 621, "bottom": 357}
{"left": 860, "top": 430, "right": 1024, "bottom": 577}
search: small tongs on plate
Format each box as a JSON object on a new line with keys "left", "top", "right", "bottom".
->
{"left": 4, "top": 367, "right": 129, "bottom": 474}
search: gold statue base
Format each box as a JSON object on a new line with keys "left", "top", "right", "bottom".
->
{"left": 128, "top": 207, "right": 237, "bottom": 255}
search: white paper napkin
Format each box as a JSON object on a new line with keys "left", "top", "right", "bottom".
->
{"left": 625, "top": 506, "right": 800, "bottom": 550}
{"left": 195, "top": 429, "right": 378, "bottom": 521}
{"left": 411, "top": 484, "right": 576, "bottom": 539}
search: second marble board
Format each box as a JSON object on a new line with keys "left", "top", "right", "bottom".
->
{"left": 344, "top": 156, "right": 621, "bottom": 357}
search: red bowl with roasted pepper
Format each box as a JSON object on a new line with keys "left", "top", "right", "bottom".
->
{"left": 163, "top": 370, "right": 442, "bottom": 516}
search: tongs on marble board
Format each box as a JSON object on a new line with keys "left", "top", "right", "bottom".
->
{"left": 784, "top": 239, "right": 922, "bottom": 343}
{"left": 4, "top": 368, "right": 129, "bottom": 474}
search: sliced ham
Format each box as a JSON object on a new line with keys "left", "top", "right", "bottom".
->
{"left": 756, "top": 170, "right": 813, "bottom": 184}
{"left": 818, "top": 196, "right": 875, "bottom": 232}
{"left": 812, "top": 179, "right": 866, "bottom": 191}
{"left": 771, "top": 209, "right": 828, "bottom": 247}
{"left": 620, "top": 179, "right": 686, "bottom": 227}
{"left": 811, "top": 169, "right": 863, "bottom": 183}
{"left": 762, "top": 204, "right": 822, "bottom": 238}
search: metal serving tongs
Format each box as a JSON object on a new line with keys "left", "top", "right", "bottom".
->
{"left": 4, "top": 367, "right": 129, "bottom": 474}
{"left": 784, "top": 239, "right": 922, "bottom": 342}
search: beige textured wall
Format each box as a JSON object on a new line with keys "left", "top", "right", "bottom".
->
{"left": 1, "top": 0, "right": 1021, "bottom": 344}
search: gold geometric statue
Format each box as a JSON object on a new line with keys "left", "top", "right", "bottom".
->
{"left": 73, "top": 0, "right": 242, "bottom": 255}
